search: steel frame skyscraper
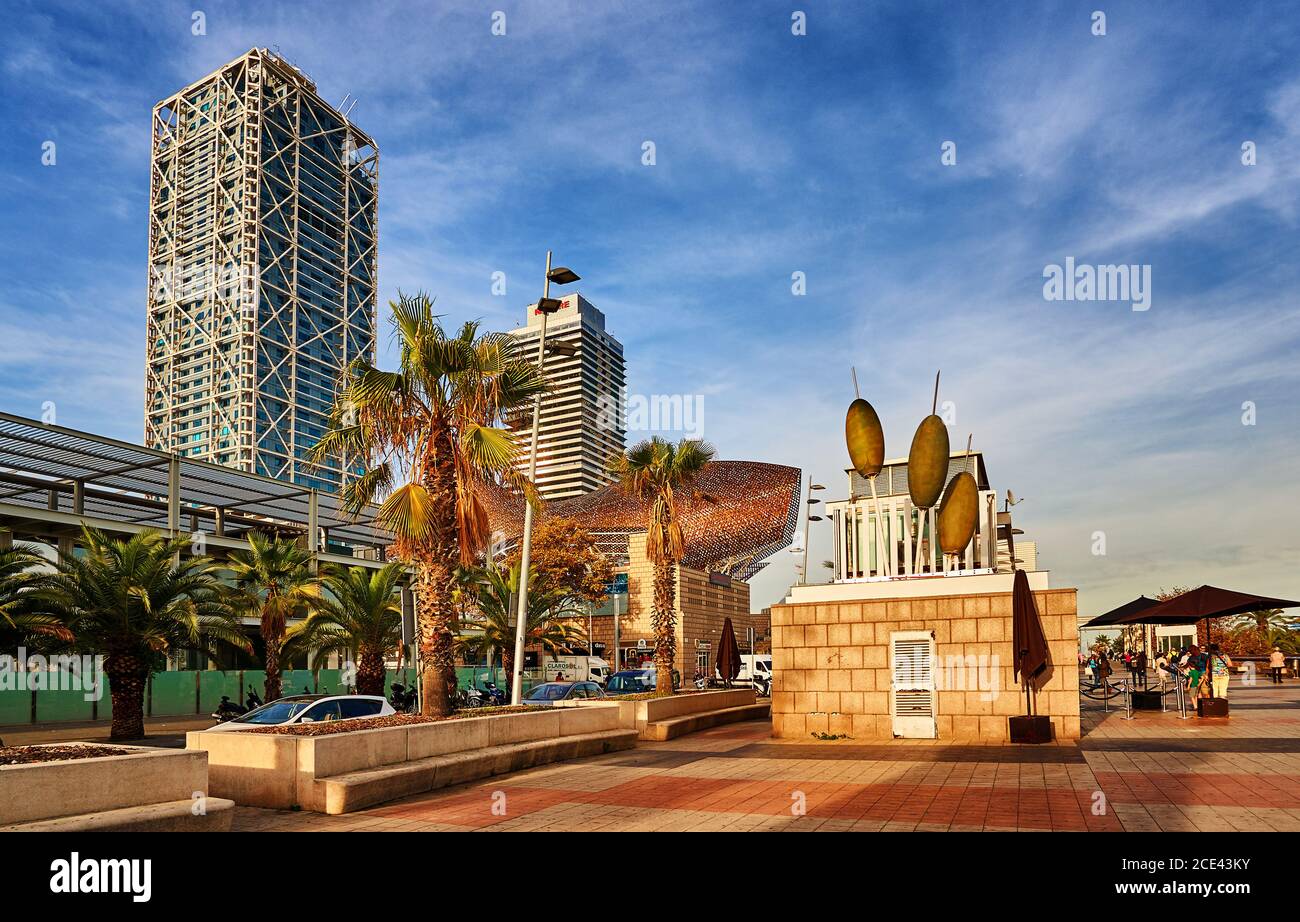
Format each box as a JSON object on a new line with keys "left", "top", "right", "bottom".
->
{"left": 145, "top": 48, "right": 378, "bottom": 492}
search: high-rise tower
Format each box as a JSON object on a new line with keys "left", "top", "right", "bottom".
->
{"left": 145, "top": 49, "right": 378, "bottom": 492}
{"left": 509, "top": 294, "right": 626, "bottom": 500}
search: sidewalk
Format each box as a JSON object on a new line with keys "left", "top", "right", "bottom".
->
{"left": 0, "top": 715, "right": 212, "bottom": 748}
{"left": 228, "top": 679, "right": 1300, "bottom": 832}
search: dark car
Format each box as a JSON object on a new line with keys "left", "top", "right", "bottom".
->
{"left": 603, "top": 670, "right": 656, "bottom": 694}
{"left": 522, "top": 681, "right": 607, "bottom": 705}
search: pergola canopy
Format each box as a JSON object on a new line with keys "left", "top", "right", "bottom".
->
{"left": 0, "top": 412, "right": 392, "bottom": 553}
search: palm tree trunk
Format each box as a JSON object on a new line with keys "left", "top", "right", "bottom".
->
{"left": 416, "top": 560, "right": 455, "bottom": 717}
{"left": 652, "top": 558, "right": 677, "bottom": 695}
{"left": 502, "top": 648, "right": 514, "bottom": 691}
{"left": 356, "top": 644, "right": 386, "bottom": 697}
{"left": 264, "top": 635, "right": 283, "bottom": 702}
{"left": 104, "top": 651, "right": 148, "bottom": 741}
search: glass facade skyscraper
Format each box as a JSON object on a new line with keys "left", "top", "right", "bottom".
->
{"left": 145, "top": 49, "right": 378, "bottom": 492}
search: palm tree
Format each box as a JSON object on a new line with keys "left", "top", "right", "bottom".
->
{"left": 456, "top": 563, "right": 582, "bottom": 684}
{"left": 39, "top": 528, "right": 248, "bottom": 740}
{"left": 226, "top": 533, "right": 320, "bottom": 702}
{"left": 609, "top": 437, "right": 715, "bottom": 694}
{"left": 310, "top": 294, "right": 545, "bottom": 716}
{"left": 282, "top": 562, "right": 405, "bottom": 697}
{"left": 1233, "top": 608, "right": 1290, "bottom": 639}
{"left": 0, "top": 544, "right": 66, "bottom": 645}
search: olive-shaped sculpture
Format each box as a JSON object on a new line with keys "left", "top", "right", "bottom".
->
{"left": 907, "top": 415, "right": 950, "bottom": 508}
{"left": 845, "top": 398, "right": 885, "bottom": 478}
{"left": 937, "top": 470, "right": 979, "bottom": 555}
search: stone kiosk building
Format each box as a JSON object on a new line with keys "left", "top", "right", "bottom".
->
{"left": 771, "top": 454, "right": 1080, "bottom": 742}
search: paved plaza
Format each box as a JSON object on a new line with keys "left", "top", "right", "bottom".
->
{"left": 230, "top": 678, "right": 1300, "bottom": 832}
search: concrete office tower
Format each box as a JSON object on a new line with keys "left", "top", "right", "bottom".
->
{"left": 145, "top": 49, "right": 378, "bottom": 492}
{"left": 509, "top": 294, "right": 626, "bottom": 501}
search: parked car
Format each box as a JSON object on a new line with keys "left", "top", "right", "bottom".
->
{"left": 205, "top": 694, "right": 394, "bottom": 732}
{"left": 522, "top": 682, "right": 607, "bottom": 705}
{"left": 604, "top": 670, "right": 656, "bottom": 694}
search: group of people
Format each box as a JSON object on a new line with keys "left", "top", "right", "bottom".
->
{"left": 1083, "top": 642, "right": 1292, "bottom": 712}
{"left": 1082, "top": 644, "right": 1240, "bottom": 706}
{"left": 1154, "top": 644, "right": 1233, "bottom": 706}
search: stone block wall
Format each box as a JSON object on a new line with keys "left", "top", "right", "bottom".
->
{"left": 769, "top": 587, "right": 1080, "bottom": 741}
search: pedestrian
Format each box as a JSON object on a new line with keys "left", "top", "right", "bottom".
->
{"left": 1136, "top": 650, "right": 1147, "bottom": 689}
{"left": 1154, "top": 650, "right": 1169, "bottom": 687}
{"left": 1269, "top": 647, "right": 1286, "bottom": 684}
{"left": 1206, "top": 644, "right": 1233, "bottom": 700}
{"left": 1185, "top": 644, "right": 1204, "bottom": 707}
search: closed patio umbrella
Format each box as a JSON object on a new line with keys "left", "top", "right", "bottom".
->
{"left": 1012, "top": 568, "right": 1050, "bottom": 716}
{"left": 717, "top": 617, "right": 742, "bottom": 688}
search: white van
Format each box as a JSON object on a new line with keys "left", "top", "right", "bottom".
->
{"left": 543, "top": 656, "right": 611, "bottom": 685}
{"left": 717, "top": 654, "right": 772, "bottom": 684}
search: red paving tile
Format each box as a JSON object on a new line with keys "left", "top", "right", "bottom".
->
{"left": 1092, "top": 771, "right": 1300, "bottom": 808}
{"left": 367, "top": 785, "right": 575, "bottom": 828}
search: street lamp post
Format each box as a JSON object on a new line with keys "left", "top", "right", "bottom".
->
{"left": 800, "top": 478, "right": 825, "bottom": 585}
{"left": 510, "top": 251, "right": 580, "bottom": 705}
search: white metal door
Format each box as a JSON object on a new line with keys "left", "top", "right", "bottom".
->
{"left": 890, "top": 631, "right": 937, "bottom": 738}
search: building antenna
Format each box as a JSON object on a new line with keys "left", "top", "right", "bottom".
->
{"left": 850, "top": 366, "right": 860, "bottom": 400}
{"left": 932, "top": 369, "right": 940, "bottom": 416}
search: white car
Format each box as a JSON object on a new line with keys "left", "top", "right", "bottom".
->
{"left": 206, "top": 694, "right": 394, "bottom": 732}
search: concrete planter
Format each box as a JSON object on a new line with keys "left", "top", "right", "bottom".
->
{"left": 0, "top": 745, "right": 232, "bottom": 831}
{"left": 188, "top": 704, "right": 629, "bottom": 813}
{"left": 580, "top": 688, "right": 761, "bottom": 738}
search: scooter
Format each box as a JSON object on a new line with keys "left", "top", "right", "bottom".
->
{"left": 751, "top": 674, "right": 772, "bottom": 697}
{"left": 211, "top": 695, "right": 246, "bottom": 724}
{"left": 246, "top": 689, "right": 263, "bottom": 711}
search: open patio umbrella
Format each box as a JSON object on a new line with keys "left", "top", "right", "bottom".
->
{"left": 1083, "top": 596, "right": 1161, "bottom": 628}
{"left": 1012, "top": 568, "right": 1051, "bottom": 715}
{"left": 1111, "top": 586, "right": 1299, "bottom": 637}
{"left": 717, "top": 617, "right": 742, "bottom": 688}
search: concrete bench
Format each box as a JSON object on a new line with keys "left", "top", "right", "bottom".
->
{"left": 0, "top": 745, "right": 228, "bottom": 832}
{"left": 317, "top": 728, "right": 636, "bottom": 814}
{"left": 2, "top": 797, "right": 234, "bottom": 832}
{"left": 642, "top": 702, "right": 770, "bottom": 741}
{"left": 190, "top": 705, "right": 634, "bottom": 813}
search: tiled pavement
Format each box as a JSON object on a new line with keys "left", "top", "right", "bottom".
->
{"left": 231, "top": 679, "right": 1300, "bottom": 832}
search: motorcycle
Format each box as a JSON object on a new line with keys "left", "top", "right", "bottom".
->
{"left": 751, "top": 674, "right": 772, "bottom": 697}
{"left": 481, "top": 682, "right": 507, "bottom": 707}
{"left": 211, "top": 695, "right": 246, "bottom": 724}
{"left": 389, "top": 682, "right": 418, "bottom": 713}
{"left": 246, "top": 689, "right": 263, "bottom": 711}
{"left": 455, "top": 685, "right": 484, "bottom": 708}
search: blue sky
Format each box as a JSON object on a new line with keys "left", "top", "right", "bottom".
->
{"left": 2, "top": 0, "right": 1298, "bottom": 616}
